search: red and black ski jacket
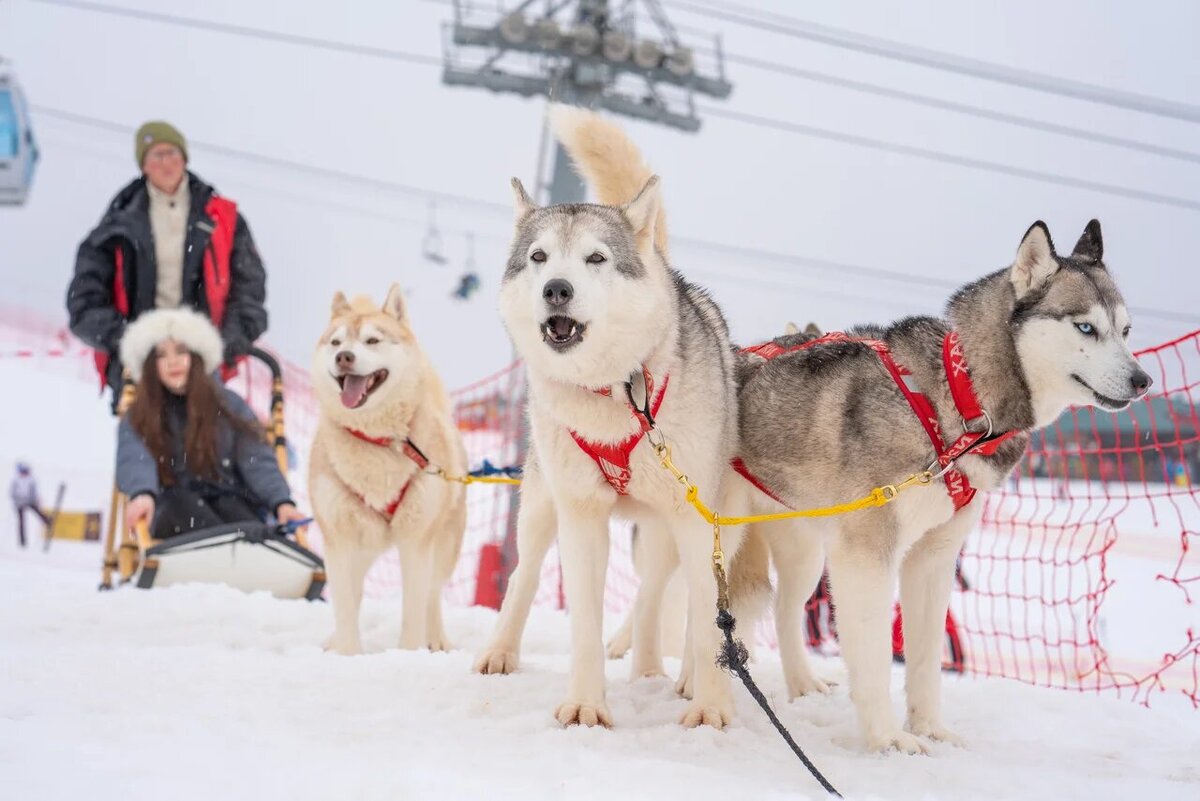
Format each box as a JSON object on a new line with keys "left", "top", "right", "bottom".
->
{"left": 67, "top": 172, "right": 267, "bottom": 391}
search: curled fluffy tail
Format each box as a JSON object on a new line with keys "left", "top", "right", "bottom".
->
{"left": 548, "top": 103, "right": 669, "bottom": 257}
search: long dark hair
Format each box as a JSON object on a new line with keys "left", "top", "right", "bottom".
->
{"left": 127, "top": 349, "right": 261, "bottom": 486}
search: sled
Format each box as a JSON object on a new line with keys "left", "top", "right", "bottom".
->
{"left": 98, "top": 347, "right": 325, "bottom": 600}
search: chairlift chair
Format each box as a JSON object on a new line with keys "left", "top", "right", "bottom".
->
{"left": 0, "top": 58, "right": 39, "bottom": 206}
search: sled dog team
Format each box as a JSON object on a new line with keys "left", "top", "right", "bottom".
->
{"left": 308, "top": 105, "right": 1151, "bottom": 753}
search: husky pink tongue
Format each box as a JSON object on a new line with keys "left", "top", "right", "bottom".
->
{"left": 340, "top": 374, "right": 369, "bottom": 409}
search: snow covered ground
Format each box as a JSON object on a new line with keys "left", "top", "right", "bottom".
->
{"left": 3, "top": 540, "right": 1198, "bottom": 801}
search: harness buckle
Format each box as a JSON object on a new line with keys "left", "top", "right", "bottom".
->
{"left": 961, "top": 410, "right": 993, "bottom": 438}
{"left": 927, "top": 458, "right": 958, "bottom": 481}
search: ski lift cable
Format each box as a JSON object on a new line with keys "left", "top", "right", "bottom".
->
{"left": 698, "top": 104, "right": 1200, "bottom": 214}
{"left": 721, "top": 52, "right": 1200, "bottom": 165}
{"left": 32, "top": 105, "right": 1196, "bottom": 326}
{"left": 667, "top": 0, "right": 1200, "bottom": 124}
{"left": 27, "top": 0, "right": 443, "bottom": 66}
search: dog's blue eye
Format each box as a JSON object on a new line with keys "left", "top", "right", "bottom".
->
{"left": 530, "top": 249, "right": 547, "bottom": 263}
{"left": 1074, "top": 322, "right": 1095, "bottom": 336}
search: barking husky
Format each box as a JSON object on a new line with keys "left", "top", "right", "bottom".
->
{"left": 473, "top": 105, "right": 759, "bottom": 729}
{"left": 736, "top": 220, "right": 1151, "bottom": 752}
{"left": 308, "top": 286, "right": 467, "bottom": 655}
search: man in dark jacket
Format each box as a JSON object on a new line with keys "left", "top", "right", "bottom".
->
{"left": 66, "top": 120, "right": 267, "bottom": 407}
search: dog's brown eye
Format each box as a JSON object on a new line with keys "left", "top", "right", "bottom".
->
{"left": 530, "top": 249, "right": 547, "bottom": 263}
{"left": 586, "top": 252, "right": 606, "bottom": 264}
{"left": 1122, "top": 326, "right": 1131, "bottom": 339}
{"left": 330, "top": 339, "right": 341, "bottom": 347}
{"left": 366, "top": 337, "right": 380, "bottom": 346}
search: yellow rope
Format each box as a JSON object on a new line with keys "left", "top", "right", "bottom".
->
{"left": 651, "top": 440, "right": 933, "bottom": 528}
{"left": 430, "top": 469, "right": 522, "bottom": 487}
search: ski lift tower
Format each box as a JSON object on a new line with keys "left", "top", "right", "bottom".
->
{"left": 441, "top": 0, "right": 733, "bottom": 204}
{"left": 441, "top": 0, "right": 732, "bottom": 595}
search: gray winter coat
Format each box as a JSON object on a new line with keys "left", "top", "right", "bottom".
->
{"left": 116, "top": 387, "right": 292, "bottom": 513}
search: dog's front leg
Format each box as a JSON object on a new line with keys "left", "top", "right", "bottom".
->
{"left": 554, "top": 501, "right": 612, "bottom": 727}
{"left": 323, "top": 542, "right": 374, "bottom": 656}
{"left": 473, "top": 469, "right": 556, "bottom": 675}
{"left": 674, "top": 513, "right": 738, "bottom": 728}
{"left": 900, "top": 505, "right": 978, "bottom": 747}
{"left": 827, "top": 516, "right": 926, "bottom": 753}
{"left": 397, "top": 535, "right": 431, "bottom": 650}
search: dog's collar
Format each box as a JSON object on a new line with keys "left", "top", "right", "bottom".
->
{"left": 590, "top": 365, "right": 663, "bottom": 432}
{"left": 940, "top": 331, "right": 1021, "bottom": 459}
{"left": 570, "top": 365, "right": 670, "bottom": 496}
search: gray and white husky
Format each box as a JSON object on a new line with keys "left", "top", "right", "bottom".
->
{"left": 472, "top": 105, "right": 764, "bottom": 729}
{"left": 737, "top": 220, "right": 1151, "bottom": 753}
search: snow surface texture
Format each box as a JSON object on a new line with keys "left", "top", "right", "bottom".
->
{"left": 2, "top": 542, "right": 1199, "bottom": 801}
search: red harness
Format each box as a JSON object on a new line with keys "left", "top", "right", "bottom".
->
{"left": 738, "top": 331, "right": 1019, "bottom": 510}
{"left": 570, "top": 367, "right": 669, "bottom": 496}
{"left": 343, "top": 428, "right": 430, "bottom": 519}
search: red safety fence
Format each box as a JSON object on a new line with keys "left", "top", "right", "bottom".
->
{"left": 2, "top": 304, "right": 1196, "bottom": 707}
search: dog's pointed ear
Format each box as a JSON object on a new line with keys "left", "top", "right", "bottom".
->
{"left": 330, "top": 291, "right": 352, "bottom": 318}
{"left": 1011, "top": 221, "right": 1059, "bottom": 298}
{"left": 511, "top": 178, "right": 537, "bottom": 222}
{"left": 783, "top": 321, "right": 800, "bottom": 335}
{"left": 621, "top": 175, "right": 661, "bottom": 248}
{"left": 382, "top": 283, "right": 407, "bottom": 321}
{"left": 1071, "top": 219, "right": 1104, "bottom": 263}
{"left": 803, "top": 322, "right": 823, "bottom": 337}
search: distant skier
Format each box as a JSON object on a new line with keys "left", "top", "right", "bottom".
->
{"left": 10, "top": 462, "right": 50, "bottom": 549}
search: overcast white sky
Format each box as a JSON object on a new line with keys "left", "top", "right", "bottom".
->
{"left": 2, "top": 0, "right": 1197, "bottom": 386}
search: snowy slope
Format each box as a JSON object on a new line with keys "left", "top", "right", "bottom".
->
{"left": 2, "top": 544, "right": 1199, "bottom": 801}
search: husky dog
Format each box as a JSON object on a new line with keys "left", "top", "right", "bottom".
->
{"left": 473, "top": 105, "right": 763, "bottom": 728}
{"left": 737, "top": 220, "right": 1151, "bottom": 752}
{"left": 308, "top": 286, "right": 467, "bottom": 655}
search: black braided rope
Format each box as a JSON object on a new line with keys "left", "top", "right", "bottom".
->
{"left": 715, "top": 609, "right": 843, "bottom": 798}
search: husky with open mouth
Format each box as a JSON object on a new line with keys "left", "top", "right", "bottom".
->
{"left": 308, "top": 285, "right": 467, "bottom": 655}
{"left": 472, "top": 105, "right": 765, "bottom": 729}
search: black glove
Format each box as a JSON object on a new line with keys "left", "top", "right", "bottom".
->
{"left": 223, "top": 335, "right": 251, "bottom": 367}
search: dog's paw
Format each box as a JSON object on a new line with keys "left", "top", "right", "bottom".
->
{"left": 866, "top": 729, "right": 930, "bottom": 755}
{"left": 906, "top": 718, "right": 965, "bottom": 747}
{"left": 555, "top": 700, "right": 613, "bottom": 728}
{"left": 426, "top": 636, "right": 451, "bottom": 653}
{"left": 606, "top": 633, "right": 631, "bottom": 660}
{"left": 472, "top": 645, "right": 519, "bottom": 675}
{"left": 786, "top": 673, "right": 834, "bottom": 699}
{"left": 632, "top": 667, "right": 668, "bottom": 681}
{"left": 680, "top": 700, "right": 732, "bottom": 730}
{"left": 322, "top": 635, "right": 363, "bottom": 656}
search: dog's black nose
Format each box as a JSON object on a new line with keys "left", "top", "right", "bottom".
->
{"left": 1130, "top": 369, "right": 1152, "bottom": 395}
{"left": 335, "top": 350, "right": 356, "bottom": 370}
{"left": 543, "top": 279, "right": 574, "bottom": 308}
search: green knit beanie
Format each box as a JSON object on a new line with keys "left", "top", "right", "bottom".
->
{"left": 135, "top": 121, "right": 188, "bottom": 167}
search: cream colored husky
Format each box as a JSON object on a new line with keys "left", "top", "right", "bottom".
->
{"left": 308, "top": 285, "right": 467, "bottom": 654}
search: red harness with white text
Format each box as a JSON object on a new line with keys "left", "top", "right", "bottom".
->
{"left": 569, "top": 366, "right": 669, "bottom": 496}
{"left": 736, "top": 331, "right": 1019, "bottom": 510}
